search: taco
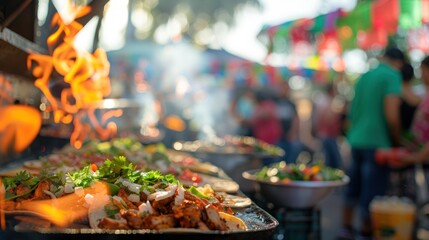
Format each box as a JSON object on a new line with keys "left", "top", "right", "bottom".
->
{"left": 88, "top": 182, "right": 247, "bottom": 231}
{"left": 3, "top": 156, "right": 247, "bottom": 231}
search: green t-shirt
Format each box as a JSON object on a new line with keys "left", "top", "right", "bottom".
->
{"left": 347, "top": 63, "right": 402, "bottom": 148}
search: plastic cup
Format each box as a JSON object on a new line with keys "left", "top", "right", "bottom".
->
{"left": 370, "top": 196, "right": 416, "bottom": 240}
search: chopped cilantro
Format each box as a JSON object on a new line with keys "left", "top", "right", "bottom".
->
{"left": 3, "top": 171, "right": 39, "bottom": 190}
{"left": 67, "top": 165, "right": 96, "bottom": 188}
{"left": 96, "top": 156, "right": 177, "bottom": 190}
{"left": 97, "top": 156, "right": 135, "bottom": 183}
{"left": 4, "top": 156, "right": 179, "bottom": 200}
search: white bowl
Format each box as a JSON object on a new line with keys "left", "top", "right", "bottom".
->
{"left": 242, "top": 169, "right": 349, "bottom": 208}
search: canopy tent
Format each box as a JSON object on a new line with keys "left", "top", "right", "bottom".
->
{"left": 203, "top": 51, "right": 337, "bottom": 87}
{"left": 258, "top": 0, "right": 429, "bottom": 70}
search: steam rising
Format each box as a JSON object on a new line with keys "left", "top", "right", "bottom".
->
{"left": 117, "top": 42, "right": 239, "bottom": 143}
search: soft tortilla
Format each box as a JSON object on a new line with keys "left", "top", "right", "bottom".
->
{"left": 219, "top": 212, "right": 247, "bottom": 230}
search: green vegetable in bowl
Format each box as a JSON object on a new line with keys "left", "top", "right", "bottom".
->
{"left": 255, "top": 161, "right": 344, "bottom": 183}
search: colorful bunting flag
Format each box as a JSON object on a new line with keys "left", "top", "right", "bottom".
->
{"left": 317, "top": 30, "right": 342, "bottom": 56}
{"left": 325, "top": 10, "right": 342, "bottom": 32}
{"left": 357, "top": 28, "right": 388, "bottom": 50}
{"left": 289, "top": 19, "right": 313, "bottom": 44}
{"left": 310, "top": 9, "right": 341, "bottom": 34}
{"left": 422, "top": 0, "right": 429, "bottom": 23}
{"left": 400, "top": 0, "right": 422, "bottom": 29}
{"left": 372, "top": 0, "right": 399, "bottom": 34}
{"left": 311, "top": 14, "right": 326, "bottom": 34}
{"left": 259, "top": 0, "right": 429, "bottom": 61}
{"left": 337, "top": 25, "right": 357, "bottom": 50}
{"left": 336, "top": 2, "right": 371, "bottom": 50}
{"left": 337, "top": 2, "right": 371, "bottom": 33}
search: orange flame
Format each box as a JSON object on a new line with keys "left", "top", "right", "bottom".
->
{"left": 0, "top": 105, "right": 41, "bottom": 154}
{"left": 88, "top": 108, "right": 123, "bottom": 141}
{"left": 20, "top": 182, "right": 109, "bottom": 227}
{"left": 28, "top": 6, "right": 122, "bottom": 148}
{"left": 163, "top": 115, "right": 186, "bottom": 132}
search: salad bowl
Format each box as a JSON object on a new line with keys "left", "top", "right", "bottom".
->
{"left": 243, "top": 169, "right": 349, "bottom": 208}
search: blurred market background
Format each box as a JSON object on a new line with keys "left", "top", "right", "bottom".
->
{"left": 3, "top": 0, "right": 428, "bottom": 149}
{"left": 1, "top": 0, "right": 429, "bottom": 239}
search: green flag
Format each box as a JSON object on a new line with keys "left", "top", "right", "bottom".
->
{"left": 399, "top": 0, "right": 422, "bottom": 29}
{"left": 336, "top": 1, "right": 371, "bottom": 50}
{"left": 311, "top": 14, "right": 326, "bottom": 34}
{"left": 337, "top": 1, "right": 371, "bottom": 32}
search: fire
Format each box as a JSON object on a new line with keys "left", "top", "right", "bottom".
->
{"left": 163, "top": 115, "right": 186, "bottom": 132}
{"left": 0, "top": 105, "right": 41, "bottom": 154}
{"left": 20, "top": 182, "right": 109, "bottom": 227}
{"left": 28, "top": 5, "right": 122, "bottom": 149}
{"left": 0, "top": 76, "right": 41, "bottom": 155}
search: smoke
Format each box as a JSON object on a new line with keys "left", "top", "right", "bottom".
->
{"left": 188, "top": 81, "right": 238, "bottom": 140}
{"left": 153, "top": 42, "right": 238, "bottom": 141}
{"left": 109, "top": 41, "right": 240, "bottom": 143}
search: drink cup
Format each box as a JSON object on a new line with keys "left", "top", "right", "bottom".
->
{"left": 370, "top": 196, "right": 416, "bottom": 240}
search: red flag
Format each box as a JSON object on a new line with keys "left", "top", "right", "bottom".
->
{"left": 371, "top": 0, "right": 399, "bottom": 34}
{"left": 423, "top": 0, "right": 429, "bottom": 23}
{"left": 290, "top": 19, "right": 312, "bottom": 44}
{"left": 357, "top": 28, "right": 388, "bottom": 50}
{"left": 317, "top": 31, "right": 342, "bottom": 56}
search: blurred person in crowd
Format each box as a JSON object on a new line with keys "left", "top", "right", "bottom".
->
{"left": 409, "top": 56, "right": 429, "bottom": 147}
{"left": 339, "top": 47, "right": 405, "bottom": 239}
{"left": 389, "top": 63, "right": 420, "bottom": 201}
{"left": 400, "top": 56, "right": 429, "bottom": 164}
{"left": 230, "top": 88, "right": 256, "bottom": 136}
{"left": 275, "top": 81, "right": 302, "bottom": 164}
{"left": 251, "top": 91, "right": 282, "bottom": 146}
{"left": 312, "top": 83, "right": 343, "bottom": 169}
{"left": 400, "top": 63, "right": 420, "bottom": 134}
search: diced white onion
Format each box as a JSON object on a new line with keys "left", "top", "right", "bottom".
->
{"left": 126, "top": 182, "right": 141, "bottom": 194}
{"left": 174, "top": 186, "right": 185, "bottom": 206}
{"left": 127, "top": 194, "right": 140, "bottom": 203}
{"left": 138, "top": 200, "right": 154, "bottom": 215}
{"left": 148, "top": 184, "right": 177, "bottom": 201}
{"left": 74, "top": 186, "right": 84, "bottom": 197}
{"left": 147, "top": 191, "right": 165, "bottom": 201}
{"left": 146, "top": 200, "right": 154, "bottom": 213}
{"left": 85, "top": 194, "right": 95, "bottom": 205}
{"left": 117, "top": 178, "right": 141, "bottom": 194}
{"left": 138, "top": 202, "right": 147, "bottom": 213}
{"left": 64, "top": 183, "right": 74, "bottom": 194}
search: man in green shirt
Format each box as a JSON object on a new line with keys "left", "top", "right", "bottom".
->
{"left": 339, "top": 48, "right": 404, "bottom": 239}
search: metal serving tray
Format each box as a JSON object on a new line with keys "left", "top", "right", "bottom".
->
{"left": 2, "top": 202, "right": 278, "bottom": 240}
